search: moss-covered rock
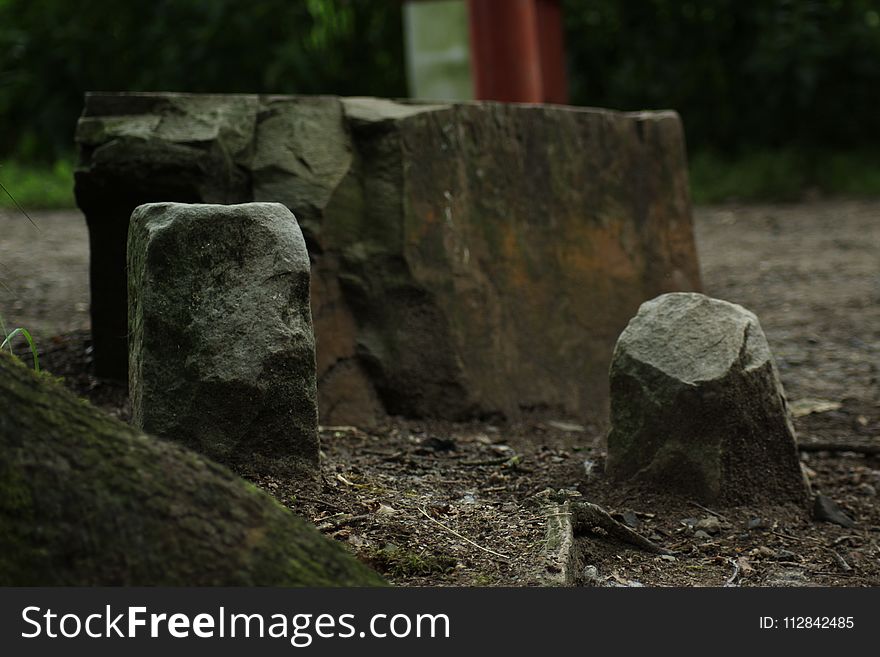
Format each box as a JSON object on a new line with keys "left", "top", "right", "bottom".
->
{"left": 0, "top": 352, "right": 385, "bottom": 586}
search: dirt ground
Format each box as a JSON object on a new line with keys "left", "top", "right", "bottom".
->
{"left": 1, "top": 200, "right": 878, "bottom": 586}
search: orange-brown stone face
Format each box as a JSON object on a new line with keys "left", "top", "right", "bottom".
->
{"left": 389, "top": 104, "right": 701, "bottom": 422}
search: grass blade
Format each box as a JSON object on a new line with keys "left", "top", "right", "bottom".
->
{"left": 1, "top": 327, "right": 40, "bottom": 372}
{"left": 0, "top": 178, "right": 41, "bottom": 231}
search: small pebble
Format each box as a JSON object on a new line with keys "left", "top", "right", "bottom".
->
{"left": 695, "top": 516, "right": 722, "bottom": 534}
{"left": 583, "top": 459, "right": 596, "bottom": 478}
{"left": 747, "top": 517, "right": 767, "bottom": 530}
{"left": 621, "top": 511, "right": 640, "bottom": 528}
{"left": 775, "top": 549, "right": 799, "bottom": 561}
{"left": 582, "top": 565, "right": 601, "bottom": 585}
{"left": 813, "top": 493, "right": 856, "bottom": 528}
{"left": 856, "top": 483, "right": 876, "bottom": 497}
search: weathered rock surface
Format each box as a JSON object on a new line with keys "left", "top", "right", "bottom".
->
{"left": 605, "top": 292, "right": 809, "bottom": 505}
{"left": 0, "top": 352, "right": 383, "bottom": 586}
{"left": 128, "top": 202, "right": 318, "bottom": 475}
{"left": 77, "top": 92, "right": 703, "bottom": 424}
{"left": 75, "top": 94, "right": 257, "bottom": 381}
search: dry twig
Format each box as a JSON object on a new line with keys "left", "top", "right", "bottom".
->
{"left": 459, "top": 456, "right": 517, "bottom": 467}
{"left": 319, "top": 425, "right": 365, "bottom": 434}
{"left": 570, "top": 500, "right": 672, "bottom": 555}
{"left": 418, "top": 507, "right": 511, "bottom": 561}
{"left": 689, "top": 501, "right": 729, "bottom": 522}
{"left": 724, "top": 558, "right": 740, "bottom": 587}
{"left": 827, "top": 549, "right": 852, "bottom": 572}
{"left": 316, "top": 513, "right": 372, "bottom": 530}
{"left": 798, "top": 441, "right": 880, "bottom": 455}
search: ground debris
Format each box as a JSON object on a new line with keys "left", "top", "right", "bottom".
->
{"left": 19, "top": 201, "right": 880, "bottom": 587}
{"left": 813, "top": 493, "right": 856, "bottom": 528}
{"left": 570, "top": 500, "right": 672, "bottom": 555}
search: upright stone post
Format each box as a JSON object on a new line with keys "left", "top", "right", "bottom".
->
{"left": 127, "top": 202, "right": 318, "bottom": 476}
{"left": 606, "top": 293, "right": 809, "bottom": 505}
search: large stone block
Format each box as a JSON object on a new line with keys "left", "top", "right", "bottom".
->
{"left": 77, "top": 92, "right": 702, "bottom": 424}
{"left": 606, "top": 293, "right": 809, "bottom": 505}
{"left": 76, "top": 94, "right": 258, "bottom": 380}
{"left": 128, "top": 202, "right": 318, "bottom": 475}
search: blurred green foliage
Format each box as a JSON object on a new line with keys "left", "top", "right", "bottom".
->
{"left": 0, "top": 159, "right": 74, "bottom": 208}
{"left": 688, "top": 149, "right": 880, "bottom": 203}
{"left": 0, "top": 0, "right": 406, "bottom": 162}
{"left": 564, "top": 0, "right": 880, "bottom": 153}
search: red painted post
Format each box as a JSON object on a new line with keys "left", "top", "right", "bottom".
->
{"left": 466, "top": 0, "right": 568, "bottom": 104}
{"left": 535, "top": 0, "right": 568, "bottom": 104}
{"left": 467, "top": 0, "right": 543, "bottom": 102}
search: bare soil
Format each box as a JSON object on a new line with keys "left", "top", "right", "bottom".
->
{"left": 1, "top": 200, "right": 878, "bottom": 586}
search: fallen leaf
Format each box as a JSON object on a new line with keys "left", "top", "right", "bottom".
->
{"left": 813, "top": 493, "right": 856, "bottom": 528}
{"left": 789, "top": 398, "right": 842, "bottom": 418}
{"left": 546, "top": 420, "right": 586, "bottom": 433}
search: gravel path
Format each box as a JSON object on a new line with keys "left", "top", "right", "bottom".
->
{"left": 694, "top": 200, "right": 879, "bottom": 407}
{"left": 0, "top": 208, "right": 90, "bottom": 337}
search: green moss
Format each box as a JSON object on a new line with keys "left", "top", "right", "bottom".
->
{"left": 0, "top": 351, "right": 385, "bottom": 586}
{"left": 0, "top": 456, "right": 39, "bottom": 583}
{"left": 366, "top": 545, "right": 456, "bottom": 578}
{"left": 0, "top": 465, "right": 32, "bottom": 514}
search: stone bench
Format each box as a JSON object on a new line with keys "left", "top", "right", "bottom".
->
{"left": 75, "top": 92, "right": 701, "bottom": 425}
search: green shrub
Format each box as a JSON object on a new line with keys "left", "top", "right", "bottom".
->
{"left": 0, "top": 160, "right": 74, "bottom": 209}
{"left": 689, "top": 149, "right": 880, "bottom": 204}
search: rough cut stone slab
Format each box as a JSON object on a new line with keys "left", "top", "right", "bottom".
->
{"left": 605, "top": 292, "right": 809, "bottom": 505}
{"left": 128, "top": 202, "right": 318, "bottom": 475}
{"left": 77, "top": 92, "right": 703, "bottom": 425}
{"left": 76, "top": 94, "right": 258, "bottom": 381}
